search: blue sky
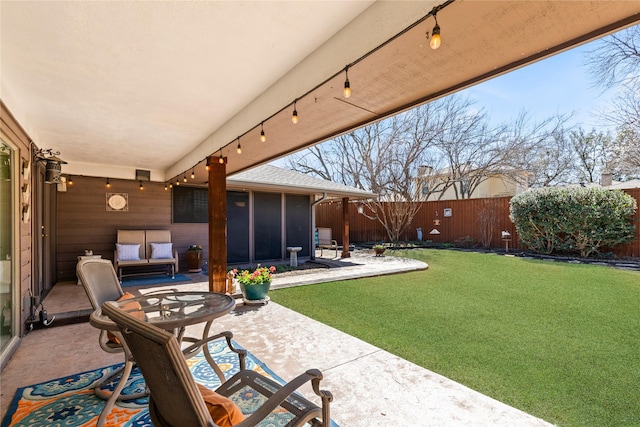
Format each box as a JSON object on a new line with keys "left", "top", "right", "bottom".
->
{"left": 464, "top": 40, "right": 616, "bottom": 131}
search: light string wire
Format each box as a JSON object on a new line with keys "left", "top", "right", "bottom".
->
{"left": 169, "top": 1, "right": 454, "bottom": 186}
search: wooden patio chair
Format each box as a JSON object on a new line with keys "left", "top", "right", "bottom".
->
{"left": 102, "top": 300, "right": 334, "bottom": 427}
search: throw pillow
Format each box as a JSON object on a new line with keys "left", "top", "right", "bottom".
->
{"left": 150, "top": 242, "right": 173, "bottom": 259}
{"left": 196, "top": 383, "right": 245, "bottom": 427}
{"left": 107, "top": 292, "right": 144, "bottom": 344}
{"left": 116, "top": 243, "right": 140, "bottom": 261}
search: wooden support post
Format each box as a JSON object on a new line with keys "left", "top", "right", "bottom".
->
{"left": 341, "top": 197, "right": 350, "bottom": 258}
{"left": 208, "top": 156, "right": 227, "bottom": 293}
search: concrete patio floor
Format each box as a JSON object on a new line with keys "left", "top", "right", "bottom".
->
{"left": 1, "top": 250, "right": 553, "bottom": 426}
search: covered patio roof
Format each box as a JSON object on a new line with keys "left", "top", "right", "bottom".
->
{"left": 2, "top": 2, "right": 638, "bottom": 181}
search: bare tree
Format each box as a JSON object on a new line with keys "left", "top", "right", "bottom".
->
{"left": 503, "top": 111, "right": 575, "bottom": 187}
{"left": 585, "top": 25, "right": 640, "bottom": 179}
{"left": 570, "top": 128, "right": 614, "bottom": 184}
{"left": 286, "top": 103, "right": 446, "bottom": 242}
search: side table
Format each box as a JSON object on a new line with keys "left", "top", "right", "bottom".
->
{"left": 77, "top": 255, "right": 102, "bottom": 285}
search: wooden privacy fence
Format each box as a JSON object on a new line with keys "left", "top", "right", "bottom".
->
{"left": 316, "top": 188, "right": 640, "bottom": 258}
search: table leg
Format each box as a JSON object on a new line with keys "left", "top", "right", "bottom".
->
{"left": 202, "top": 320, "right": 228, "bottom": 383}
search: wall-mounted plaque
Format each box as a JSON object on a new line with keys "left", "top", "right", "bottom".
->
{"left": 106, "top": 193, "right": 128, "bottom": 211}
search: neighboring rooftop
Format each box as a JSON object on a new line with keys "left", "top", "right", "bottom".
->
{"left": 228, "top": 164, "right": 376, "bottom": 201}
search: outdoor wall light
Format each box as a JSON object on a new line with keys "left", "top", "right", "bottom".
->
{"left": 34, "top": 148, "right": 67, "bottom": 184}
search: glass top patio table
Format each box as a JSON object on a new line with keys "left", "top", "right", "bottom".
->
{"left": 90, "top": 291, "right": 236, "bottom": 332}
{"left": 88, "top": 291, "right": 238, "bottom": 427}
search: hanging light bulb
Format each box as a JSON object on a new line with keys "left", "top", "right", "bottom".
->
{"left": 106, "top": 178, "right": 111, "bottom": 188}
{"left": 183, "top": 174, "right": 187, "bottom": 183}
{"left": 191, "top": 169, "right": 195, "bottom": 179}
{"left": 260, "top": 122, "right": 267, "bottom": 142}
{"left": 429, "top": 14, "right": 441, "bottom": 50}
{"left": 291, "top": 100, "right": 298, "bottom": 124}
{"left": 164, "top": 183, "right": 168, "bottom": 190}
{"left": 169, "top": 183, "right": 173, "bottom": 188}
{"left": 343, "top": 67, "right": 351, "bottom": 98}
{"left": 236, "top": 138, "right": 242, "bottom": 154}
{"left": 219, "top": 152, "right": 224, "bottom": 164}
{"left": 139, "top": 181, "right": 144, "bottom": 191}
{"left": 68, "top": 175, "right": 73, "bottom": 185}
{"left": 176, "top": 178, "right": 180, "bottom": 186}
{"left": 206, "top": 163, "right": 210, "bottom": 171}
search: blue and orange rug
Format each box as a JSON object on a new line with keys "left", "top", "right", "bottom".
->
{"left": 2, "top": 339, "right": 338, "bottom": 427}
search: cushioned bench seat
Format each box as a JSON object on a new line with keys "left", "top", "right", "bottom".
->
{"left": 114, "top": 229, "right": 179, "bottom": 282}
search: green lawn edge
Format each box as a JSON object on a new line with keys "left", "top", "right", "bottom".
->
{"left": 270, "top": 249, "right": 640, "bottom": 427}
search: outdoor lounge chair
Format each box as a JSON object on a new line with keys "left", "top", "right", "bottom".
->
{"left": 101, "top": 299, "right": 334, "bottom": 427}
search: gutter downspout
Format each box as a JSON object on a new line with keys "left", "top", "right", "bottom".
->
{"left": 310, "top": 193, "right": 327, "bottom": 260}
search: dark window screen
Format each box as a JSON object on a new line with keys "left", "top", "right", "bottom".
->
{"left": 286, "top": 194, "right": 310, "bottom": 257}
{"left": 172, "top": 186, "right": 208, "bottom": 223}
{"left": 227, "top": 191, "right": 249, "bottom": 263}
{"left": 254, "top": 192, "right": 281, "bottom": 260}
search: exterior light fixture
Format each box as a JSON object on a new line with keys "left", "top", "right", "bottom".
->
{"left": 291, "top": 100, "right": 298, "bottom": 124}
{"left": 175, "top": 178, "right": 180, "bottom": 186}
{"left": 106, "top": 178, "right": 111, "bottom": 188}
{"left": 169, "top": 183, "right": 173, "bottom": 188}
{"left": 183, "top": 175, "right": 187, "bottom": 183}
{"left": 260, "top": 122, "right": 266, "bottom": 142}
{"left": 343, "top": 67, "right": 351, "bottom": 98}
{"left": 219, "top": 153, "right": 224, "bottom": 164}
{"left": 34, "top": 148, "right": 67, "bottom": 184}
{"left": 429, "top": 12, "right": 441, "bottom": 50}
{"left": 236, "top": 138, "right": 242, "bottom": 154}
{"left": 139, "top": 181, "right": 144, "bottom": 191}
{"left": 68, "top": 175, "right": 73, "bottom": 185}
{"left": 191, "top": 169, "right": 195, "bottom": 179}
{"left": 164, "top": 183, "right": 168, "bottom": 190}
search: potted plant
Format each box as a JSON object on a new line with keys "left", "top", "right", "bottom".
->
{"left": 186, "top": 244, "right": 203, "bottom": 272}
{"left": 373, "top": 244, "right": 386, "bottom": 256}
{"left": 232, "top": 265, "right": 276, "bottom": 303}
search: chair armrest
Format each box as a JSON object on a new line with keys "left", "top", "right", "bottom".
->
{"left": 181, "top": 330, "right": 247, "bottom": 371}
{"left": 232, "top": 369, "right": 330, "bottom": 427}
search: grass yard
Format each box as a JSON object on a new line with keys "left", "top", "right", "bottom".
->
{"left": 269, "top": 249, "right": 640, "bottom": 427}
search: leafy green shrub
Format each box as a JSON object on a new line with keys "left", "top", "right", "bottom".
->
{"left": 510, "top": 187, "right": 637, "bottom": 257}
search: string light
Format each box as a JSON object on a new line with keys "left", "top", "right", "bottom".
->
{"left": 429, "top": 12, "right": 441, "bottom": 50}
{"left": 164, "top": 183, "right": 168, "bottom": 190}
{"left": 176, "top": 178, "right": 180, "bottom": 186}
{"left": 183, "top": 174, "right": 187, "bottom": 183}
{"left": 106, "top": 178, "right": 110, "bottom": 188}
{"left": 260, "top": 122, "right": 266, "bottom": 142}
{"left": 343, "top": 67, "right": 351, "bottom": 98}
{"left": 139, "top": 181, "right": 144, "bottom": 191}
{"left": 206, "top": 163, "right": 210, "bottom": 171}
{"left": 291, "top": 100, "right": 298, "bottom": 124}
{"left": 191, "top": 169, "right": 195, "bottom": 179}
{"left": 219, "top": 151, "right": 224, "bottom": 164}
{"left": 236, "top": 138, "right": 242, "bottom": 154}
{"left": 68, "top": 175, "right": 73, "bottom": 185}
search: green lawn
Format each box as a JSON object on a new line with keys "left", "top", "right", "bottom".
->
{"left": 269, "top": 249, "right": 640, "bottom": 427}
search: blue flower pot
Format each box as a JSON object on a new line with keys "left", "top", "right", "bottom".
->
{"left": 240, "top": 281, "right": 271, "bottom": 301}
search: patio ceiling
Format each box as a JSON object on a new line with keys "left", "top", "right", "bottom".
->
{"left": 2, "top": 1, "right": 639, "bottom": 184}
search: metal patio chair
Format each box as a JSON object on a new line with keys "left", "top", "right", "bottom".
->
{"left": 102, "top": 300, "right": 334, "bottom": 427}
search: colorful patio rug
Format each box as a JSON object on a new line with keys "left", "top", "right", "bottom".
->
{"left": 2, "top": 339, "right": 338, "bottom": 427}
{"left": 120, "top": 273, "right": 192, "bottom": 287}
